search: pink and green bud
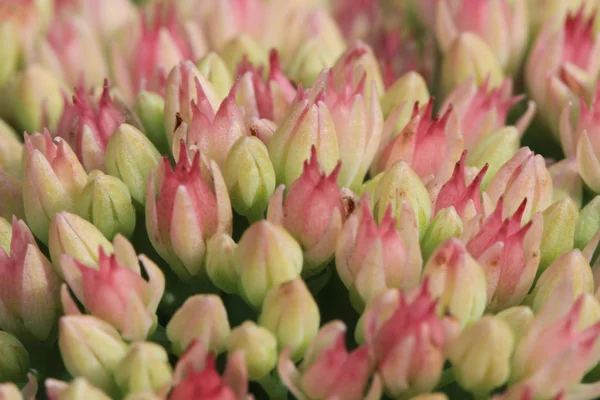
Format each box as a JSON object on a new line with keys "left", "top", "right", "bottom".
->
{"left": 278, "top": 320, "right": 381, "bottom": 400}
{"left": 0, "top": 119, "right": 24, "bottom": 178}
{"left": 226, "top": 321, "right": 278, "bottom": 381}
{"left": 448, "top": 316, "right": 515, "bottom": 394}
{"left": 166, "top": 294, "right": 231, "bottom": 356}
{"left": 172, "top": 89, "right": 246, "bottom": 169}
{"left": 55, "top": 81, "right": 126, "bottom": 173}
{"left": 539, "top": 197, "right": 579, "bottom": 272}
{"left": 381, "top": 72, "right": 430, "bottom": 119}
{"left": 205, "top": 233, "right": 238, "bottom": 295}
{"left": 113, "top": 342, "right": 173, "bottom": 397}
{"left": 60, "top": 0, "right": 137, "bottom": 41}
{"left": 526, "top": 8, "right": 600, "bottom": 136}
{"left": 223, "top": 136, "right": 275, "bottom": 221}
{"left": 133, "top": 91, "right": 168, "bottom": 155}
{"left": 74, "top": 171, "right": 136, "bottom": 240}
{"left": 146, "top": 147, "right": 232, "bottom": 281}
{"left": 0, "top": 170, "right": 24, "bottom": 221}
{"left": 467, "top": 198, "right": 543, "bottom": 311}
{"left": 197, "top": 52, "right": 234, "bottom": 101}
{"left": 529, "top": 250, "right": 594, "bottom": 312}
{"left": 105, "top": 124, "right": 161, "bottom": 207}
{"left": 58, "top": 315, "right": 128, "bottom": 395}
{"left": 436, "top": 0, "right": 529, "bottom": 73}
{"left": 163, "top": 61, "right": 220, "bottom": 147}
{"left": 285, "top": 38, "right": 340, "bottom": 89}
{"left": 527, "top": 0, "right": 591, "bottom": 34}
{"left": 0, "top": 331, "right": 29, "bottom": 383}
{"left": 466, "top": 126, "right": 521, "bottom": 189}
{"left": 61, "top": 247, "right": 165, "bottom": 341}
{"left": 5, "top": 65, "right": 65, "bottom": 133}
{"left": 485, "top": 147, "right": 553, "bottom": 222}
{"left": 203, "top": 0, "right": 265, "bottom": 51}
{"left": 424, "top": 238, "right": 488, "bottom": 329}
{"left": 421, "top": 207, "right": 464, "bottom": 263}
{"left": 267, "top": 148, "right": 344, "bottom": 276}
{"left": 268, "top": 87, "right": 339, "bottom": 187}
{"left": 372, "top": 99, "right": 463, "bottom": 187}
{"left": 335, "top": 201, "right": 419, "bottom": 311}
{"left": 497, "top": 306, "right": 535, "bottom": 342}
{"left": 35, "top": 15, "right": 107, "bottom": 88}
{"left": 0, "top": 22, "right": 19, "bottom": 87}
{"left": 332, "top": 41, "right": 385, "bottom": 98}
{"left": 23, "top": 132, "right": 87, "bottom": 244}
{"left": 259, "top": 279, "right": 320, "bottom": 362}
{"left": 548, "top": 159, "right": 583, "bottom": 207}
{"left": 46, "top": 377, "right": 111, "bottom": 400}
{"left": 220, "top": 34, "right": 268, "bottom": 74}
{"left": 576, "top": 195, "right": 600, "bottom": 249}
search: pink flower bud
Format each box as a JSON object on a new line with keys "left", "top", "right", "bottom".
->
{"left": 0, "top": 217, "right": 61, "bottom": 343}
{"left": 146, "top": 145, "right": 232, "bottom": 281}
{"left": 372, "top": 99, "right": 463, "bottom": 186}
{"left": 336, "top": 201, "right": 419, "bottom": 310}
{"left": 525, "top": 7, "right": 600, "bottom": 136}
{"left": 278, "top": 321, "right": 382, "bottom": 400}
{"left": 55, "top": 81, "right": 126, "bottom": 172}
{"left": 332, "top": 41, "right": 385, "bottom": 98}
{"left": 467, "top": 198, "right": 543, "bottom": 311}
{"left": 267, "top": 147, "right": 346, "bottom": 276}
{"left": 203, "top": 0, "right": 266, "bottom": 51}
{"left": 332, "top": 0, "right": 382, "bottom": 43}
{"left": 440, "top": 78, "right": 535, "bottom": 150}
{"left": 57, "top": 0, "right": 137, "bottom": 41}
{"left": 485, "top": 148, "right": 553, "bottom": 222}
{"left": 61, "top": 248, "right": 165, "bottom": 341}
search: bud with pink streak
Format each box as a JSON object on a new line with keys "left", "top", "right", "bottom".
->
{"left": 331, "top": 41, "right": 385, "bottom": 98}
{"left": 146, "top": 144, "right": 232, "bottom": 282}
{"left": 203, "top": 0, "right": 266, "bottom": 51}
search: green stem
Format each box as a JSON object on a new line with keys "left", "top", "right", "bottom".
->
{"left": 436, "top": 367, "right": 456, "bottom": 389}
{"left": 257, "top": 373, "right": 287, "bottom": 400}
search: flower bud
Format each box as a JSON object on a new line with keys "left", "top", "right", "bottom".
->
{"left": 529, "top": 250, "right": 594, "bottom": 312}
{"left": 134, "top": 91, "right": 168, "bottom": 155}
{"left": 205, "top": 233, "right": 238, "bottom": 295}
{"left": 441, "top": 33, "right": 505, "bottom": 95}
{"left": 270, "top": 88, "right": 340, "bottom": 186}
{"left": 105, "top": 124, "right": 161, "bottom": 207}
{"left": 220, "top": 34, "right": 268, "bottom": 73}
{"left": 448, "top": 316, "right": 515, "bottom": 394}
{"left": 166, "top": 294, "right": 231, "bottom": 356}
{"left": 203, "top": 0, "right": 265, "bottom": 51}
{"left": 381, "top": 71, "right": 430, "bottom": 119}
{"left": 576, "top": 195, "right": 600, "bottom": 249}
{"left": 332, "top": 41, "right": 385, "bottom": 98}
{"left": 23, "top": 133, "right": 87, "bottom": 244}
{"left": 59, "top": 315, "right": 128, "bottom": 395}
{"left": 539, "top": 197, "right": 579, "bottom": 272}
{"left": 548, "top": 158, "right": 583, "bottom": 207}
{"left": 286, "top": 38, "right": 339, "bottom": 88}
{"left": 421, "top": 207, "right": 464, "bottom": 263}
{"left": 0, "top": 331, "right": 29, "bottom": 382}
{"left": 6, "top": 65, "right": 65, "bottom": 133}
{"left": 371, "top": 161, "right": 432, "bottom": 237}
{"left": 197, "top": 52, "right": 234, "bottom": 100}
{"left": 0, "top": 170, "right": 24, "bottom": 221}
{"left": 0, "top": 217, "right": 11, "bottom": 255}
{"left": 48, "top": 212, "right": 114, "bottom": 279}
{"left": 259, "top": 279, "right": 320, "bottom": 362}
{"left": 74, "top": 171, "right": 136, "bottom": 240}
{"left": 424, "top": 239, "right": 487, "bottom": 328}
{"left": 466, "top": 126, "right": 521, "bottom": 189}
{"left": 226, "top": 321, "right": 278, "bottom": 381}
{"left": 0, "top": 119, "right": 23, "bottom": 178}
{"left": 46, "top": 377, "right": 111, "bottom": 400}
{"left": 0, "top": 22, "right": 18, "bottom": 87}
{"left": 114, "top": 342, "right": 173, "bottom": 397}
{"left": 496, "top": 306, "right": 535, "bottom": 341}
{"left": 485, "top": 147, "right": 553, "bottom": 222}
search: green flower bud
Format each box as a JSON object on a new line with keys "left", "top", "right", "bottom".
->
{"left": 197, "top": 52, "right": 234, "bottom": 100}
{"left": 219, "top": 35, "right": 268, "bottom": 73}
{"left": 74, "top": 171, "right": 136, "bottom": 240}
{"left": 259, "top": 279, "right": 320, "bottom": 362}
{"left": 105, "top": 124, "right": 161, "bottom": 207}
{"left": 538, "top": 197, "right": 579, "bottom": 274}
{"left": 59, "top": 315, "right": 128, "bottom": 395}
{"left": 381, "top": 71, "right": 430, "bottom": 118}
{"left": 223, "top": 137, "right": 275, "bottom": 221}
{"left": 114, "top": 342, "right": 173, "bottom": 397}
{"left": 421, "top": 207, "right": 464, "bottom": 263}
{"left": 0, "top": 170, "right": 24, "bottom": 221}
{"left": 448, "top": 316, "right": 514, "bottom": 394}
{"left": 575, "top": 196, "right": 600, "bottom": 250}
{"left": 0, "top": 217, "right": 12, "bottom": 254}
{"left": 226, "top": 321, "right": 278, "bottom": 381}
{"left": 134, "top": 91, "right": 168, "bottom": 155}
{"left": 46, "top": 377, "right": 112, "bottom": 400}
{"left": 0, "top": 331, "right": 29, "bottom": 382}
{"left": 548, "top": 159, "right": 583, "bottom": 208}
{"left": 206, "top": 233, "right": 239, "bottom": 295}
{"left": 166, "top": 295, "right": 231, "bottom": 356}
{"left": 286, "top": 39, "right": 338, "bottom": 88}
{"left": 0, "top": 119, "right": 23, "bottom": 179}
{"left": 496, "top": 306, "right": 534, "bottom": 341}
{"left": 0, "top": 23, "right": 19, "bottom": 87}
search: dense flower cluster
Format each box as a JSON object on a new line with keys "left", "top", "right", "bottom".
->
{"left": 0, "top": 0, "right": 598, "bottom": 399}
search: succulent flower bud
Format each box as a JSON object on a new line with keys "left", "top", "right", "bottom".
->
{"left": 114, "top": 342, "right": 172, "bottom": 397}
{"left": 259, "top": 279, "right": 320, "bottom": 362}
{"left": 105, "top": 124, "right": 161, "bottom": 207}
{"left": 286, "top": 38, "right": 339, "bottom": 88}
{"left": 134, "top": 91, "right": 168, "bottom": 155}
{"left": 268, "top": 87, "right": 339, "bottom": 187}
{"left": 0, "top": 170, "right": 25, "bottom": 221}
{"left": 166, "top": 294, "right": 231, "bottom": 356}
{"left": 278, "top": 320, "right": 381, "bottom": 400}
{"left": 424, "top": 239, "right": 488, "bottom": 329}
{"left": 0, "top": 217, "right": 11, "bottom": 255}
{"left": 205, "top": 233, "right": 238, "bottom": 295}
{"left": 74, "top": 171, "right": 136, "bottom": 240}
{"left": 23, "top": 132, "right": 87, "bottom": 244}
{"left": 539, "top": 197, "right": 579, "bottom": 272}
{"left": 441, "top": 33, "right": 505, "bottom": 95}
{"left": 226, "top": 321, "right": 278, "bottom": 381}
{"left": 421, "top": 207, "right": 464, "bottom": 263}
{"left": 267, "top": 148, "right": 344, "bottom": 276}
{"left": 0, "top": 331, "right": 29, "bottom": 383}
{"left": 220, "top": 34, "right": 268, "bottom": 73}
{"left": 60, "top": 0, "right": 137, "bottom": 41}
{"left": 497, "top": 306, "right": 535, "bottom": 341}
{"left": 575, "top": 195, "right": 600, "bottom": 250}
{"left": 381, "top": 71, "right": 430, "bottom": 119}
{"left": 58, "top": 315, "right": 128, "bottom": 395}
{"left": 548, "top": 159, "right": 583, "bottom": 207}
{"left": 332, "top": 41, "right": 385, "bottom": 98}
{"left": 197, "top": 52, "right": 234, "bottom": 101}
{"left": 203, "top": 0, "right": 265, "bottom": 51}
{"left": 0, "top": 22, "right": 18, "bottom": 88}
{"left": 448, "top": 316, "right": 515, "bottom": 394}
{"left": 46, "top": 377, "right": 111, "bottom": 400}
{"left": 0, "top": 119, "right": 23, "bottom": 179}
